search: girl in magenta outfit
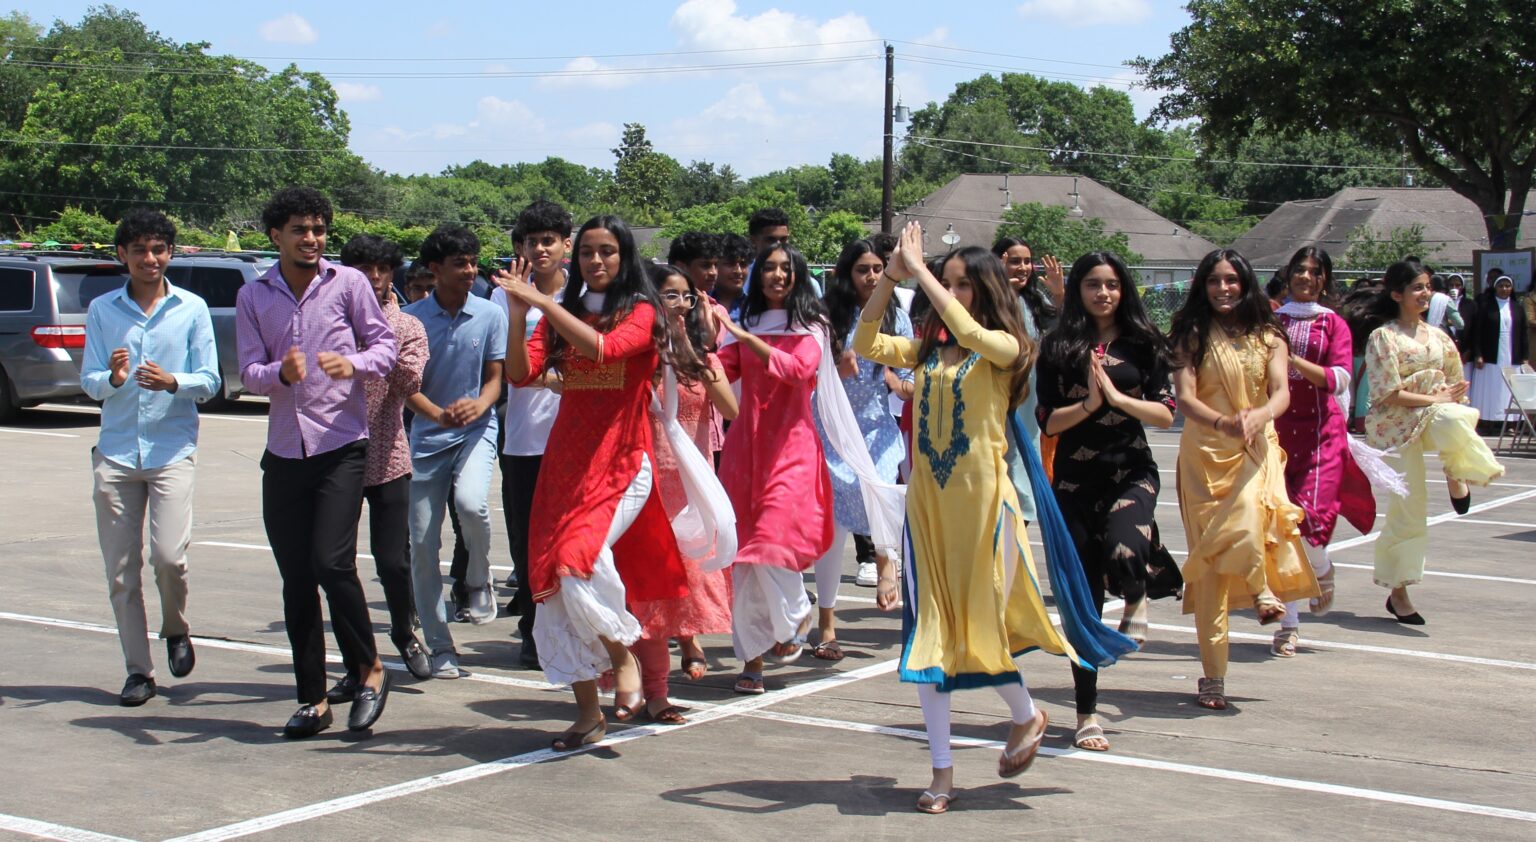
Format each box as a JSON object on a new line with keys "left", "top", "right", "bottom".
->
{"left": 1272, "top": 247, "right": 1376, "bottom": 656}
{"left": 629, "top": 265, "right": 739, "bottom": 723}
{"left": 718, "top": 244, "right": 835, "bottom": 695}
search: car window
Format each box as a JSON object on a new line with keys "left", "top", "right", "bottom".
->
{"left": 195, "top": 266, "right": 245, "bottom": 308}
{"left": 52, "top": 266, "right": 131, "bottom": 314}
{"left": 0, "top": 266, "right": 36, "bottom": 311}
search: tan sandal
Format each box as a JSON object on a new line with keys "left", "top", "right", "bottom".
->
{"left": 916, "top": 790, "right": 957, "bottom": 814}
{"left": 1196, "top": 677, "right": 1227, "bottom": 710}
{"left": 1254, "top": 594, "right": 1286, "bottom": 625}
{"left": 1073, "top": 721, "right": 1110, "bottom": 752}
{"left": 1309, "top": 568, "right": 1335, "bottom": 615}
{"left": 1271, "top": 628, "right": 1298, "bottom": 658}
{"left": 999, "top": 709, "right": 1049, "bottom": 778}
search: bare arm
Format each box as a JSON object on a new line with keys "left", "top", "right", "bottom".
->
{"left": 703, "top": 366, "right": 739, "bottom": 420}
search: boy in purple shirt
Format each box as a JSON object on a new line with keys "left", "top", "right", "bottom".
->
{"left": 235, "top": 187, "right": 398, "bottom": 739}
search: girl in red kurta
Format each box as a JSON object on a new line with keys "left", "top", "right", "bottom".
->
{"left": 498, "top": 216, "right": 700, "bottom": 751}
{"left": 718, "top": 244, "right": 835, "bottom": 694}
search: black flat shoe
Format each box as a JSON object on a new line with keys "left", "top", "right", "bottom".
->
{"left": 348, "top": 670, "right": 391, "bottom": 732}
{"left": 1450, "top": 491, "right": 1471, "bottom": 515}
{"left": 283, "top": 704, "right": 333, "bottom": 739}
{"left": 326, "top": 674, "right": 358, "bottom": 705}
{"left": 397, "top": 637, "right": 432, "bottom": 680}
{"left": 518, "top": 644, "right": 541, "bottom": 670}
{"left": 1386, "top": 595, "right": 1426, "bottom": 626}
{"left": 120, "top": 673, "right": 156, "bottom": 707}
{"left": 165, "top": 634, "right": 195, "bottom": 678}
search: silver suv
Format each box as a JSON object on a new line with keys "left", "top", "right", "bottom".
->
{"left": 0, "top": 251, "right": 273, "bottom": 420}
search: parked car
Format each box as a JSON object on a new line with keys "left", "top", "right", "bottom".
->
{"left": 0, "top": 251, "right": 272, "bottom": 420}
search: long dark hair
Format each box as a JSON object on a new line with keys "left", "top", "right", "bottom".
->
{"left": 1367, "top": 259, "right": 1431, "bottom": 325}
{"left": 549, "top": 215, "right": 705, "bottom": 382}
{"left": 740, "top": 243, "right": 828, "bottom": 333}
{"left": 1168, "top": 248, "right": 1285, "bottom": 369}
{"left": 648, "top": 262, "right": 716, "bottom": 357}
{"left": 825, "top": 238, "right": 898, "bottom": 355}
{"left": 1040, "top": 251, "right": 1168, "bottom": 376}
{"left": 991, "top": 236, "right": 1056, "bottom": 331}
{"left": 916, "top": 246, "right": 1035, "bottom": 409}
{"left": 1284, "top": 246, "right": 1339, "bottom": 309}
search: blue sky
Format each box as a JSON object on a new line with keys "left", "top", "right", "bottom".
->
{"left": 24, "top": 1, "right": 1194, "bottom": 177}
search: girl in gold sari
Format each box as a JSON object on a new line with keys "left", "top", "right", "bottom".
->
{"left": 1169, "top": 250, "right": 1318, "bottom": 711}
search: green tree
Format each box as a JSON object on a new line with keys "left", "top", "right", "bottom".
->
{"left": 1339, "top": 224, "right": 1442, "bottom": 272}
{"left": 802, "top": 211, "right": 871, "bottom": 264}
{"left": 1135, "top": 0, "right": 1535, "bottom": 248}
{"left": 32, "top": 206, "right": 116, "bottom": 244}
{"left": 996, "top": 202, "right": 1143, "bottom": 264}
{"left": 603, "top": 123, "right": 681, "bottom": 226}
{"left": 671, "top": 160, "right": 741, "bottom": 208}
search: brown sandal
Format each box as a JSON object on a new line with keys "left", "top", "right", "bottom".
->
{"left": 1271, "top": 628, "right": 1298, "bottom": 658}
{"left": 916, "top": 790, "right": 957, "bottom": 814}
{"left": 999, "top": 709, "right": 1049, "bottom": 778}
{"left": 681, "top": 656, "right": 708, "bottom": 681}
{"left": 1196, "top": 677, "right": 1227, "bottom": 710}
{"left": 551, "top": 716, "right": 606, "bottom": 751}
{"left": 811, "top": 639, "right": 845, "bottom": 661}
{"left": 644, "top": 704, "right": 687, "bottom": 725}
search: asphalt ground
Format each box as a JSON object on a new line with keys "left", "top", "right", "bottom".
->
{"left": 1, "top": 400, "right": 1534, "bottom": 841}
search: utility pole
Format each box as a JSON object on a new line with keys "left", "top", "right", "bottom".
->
{"left": 881, "top": 43, "right": 895, "bottom": 235}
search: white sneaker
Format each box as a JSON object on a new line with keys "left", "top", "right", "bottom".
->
{"left": 430, "top": 650, "right": 461, "bottom": 680}
{"left": 855, "top": 562, "right": 878, "bottom": 587}
{"left": 466, "top": 584, "right": 496, "bottom": 625}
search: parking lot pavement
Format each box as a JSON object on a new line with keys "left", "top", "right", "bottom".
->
{"left": 2, "top": 402, "right": 1534, "bottom": 841}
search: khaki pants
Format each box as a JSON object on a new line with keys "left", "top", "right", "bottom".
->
{"left": 92, "top": 450, "right": 195, "bottom": 678}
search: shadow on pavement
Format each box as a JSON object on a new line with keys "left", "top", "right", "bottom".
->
{"left": 661, "top": 774, "right": 1069, "bottom": 815}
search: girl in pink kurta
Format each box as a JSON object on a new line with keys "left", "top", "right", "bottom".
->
{"left": 629, "top": 265, "right": 739, "bottom": 723}
{"left": 718, "top": 244, "right": 835, "bottom": 694}
{"left": 1273, "top": 247, "right": 1376, "bottom": 656}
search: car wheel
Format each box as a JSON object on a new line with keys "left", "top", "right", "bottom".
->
{"left": 0, "top": 368, "right": 20, "bottom": 423}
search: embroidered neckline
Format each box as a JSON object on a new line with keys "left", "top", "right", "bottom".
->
{"left": 917, "top": 352, "right": 977, "bottom": 488}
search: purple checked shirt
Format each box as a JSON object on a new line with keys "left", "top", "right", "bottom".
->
{"left": 236, "top": 258, "right": 397, "bottom": 459}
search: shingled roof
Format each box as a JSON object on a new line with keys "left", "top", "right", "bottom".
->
{"left": 1231, "top": 187, "right": 1536, "bottom": 268}
{"left": 895, "top": 173, "right": 1218, "bottom": 264}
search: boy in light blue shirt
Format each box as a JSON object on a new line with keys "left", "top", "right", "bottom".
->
{"left": 403, "top": 225, "right": 507, "bottom": 678}
{"left": 80, "top": 208, "right": 219, "bottom": 707}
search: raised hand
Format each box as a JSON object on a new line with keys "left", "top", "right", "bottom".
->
{"left": 1040, "top": 255, "right": 1065, "bottom": 304}
{"left": 316, "top": 351, "right": 355, "bottom": 380}
{"left": 109, "top": 347, "right": 131, "bottom": 387}
{"left": 899, "top": 221, "right": 926, "bottom": 278}
{"left": 281, "top": 345, "right": 306, "bottom": 384}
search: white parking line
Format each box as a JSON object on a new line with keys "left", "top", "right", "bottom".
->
{"left": 0, "top": 812, "right": 135, "bottom": 842}
{"left": 1331, "top": 487, "right": 1536, "bottom": 551}
{"left": 743, "top": 710, "right": 1536, "bottom": 825}
{"left": 0, "top": 427, "right": 79, "bottom": 438}
{"left": 1327, "top": 562, "right": 1536, "bottom": 586}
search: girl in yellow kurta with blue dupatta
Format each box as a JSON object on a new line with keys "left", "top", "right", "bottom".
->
{"left": 855, "top": 223, "right": 1132, "bottom": 815}
{"left": 1169, "top": 249, "right": 1319, "bottom": 713}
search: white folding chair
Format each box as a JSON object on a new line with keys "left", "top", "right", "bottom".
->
{"left": 1496, "top": 366, "right": 1536, "bottom": 454}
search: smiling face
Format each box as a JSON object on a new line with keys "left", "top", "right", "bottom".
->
{"left": 659, "top": 272, "right": 696, "bottom": 318}
{"left": 1392, "top": 272, "right": 1433, "bottom": 317}
{"left": 849, "top": 252, "right": 884, "bottom": 304}
{"left": 269, "top": 214, "right": 326, "bottom": 270}
{"left": 117, "top": 236, "right": 171, "bottom": 289}
{"left": 941, "top": 255, "right": 977, "bottom": 313}
{"left": 719, "top": 256, "right": 748, "bottom": 297}
{"left": 428, "top": 253, "right": 478, "bottom": 300}
{"left": 1288, "top": 257, "right": 1325, "bottom": 304}
{"left": 1001, "top": 244, "right": 1034, "bottom": 291}
{"left": 1204, "top": 260, "right": 1243, "bottom": 315}
{"left": 578, "top": 228, "right": 622, "bottom": 292}
{"left": 1080, "top": 264, "right": 1122, "bottom": 323}
{"left": 759, "top": 251, "right": 795, "bottom": 308}
{"left": 520, "top": 230, "right": 569, "bottom": 277}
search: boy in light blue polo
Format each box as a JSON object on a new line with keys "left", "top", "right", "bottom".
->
{"left": 80, "top": 208, "right": 219, "bottom": 706}
{"left": 403, "top": 225, "right": 507, "bottom": 678}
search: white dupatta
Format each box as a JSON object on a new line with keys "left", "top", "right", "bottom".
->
{"left": 724, "top": 311, "right": 908, "bottom": 554}
{"left": 651, "top": 364, "right": 738, "bottom": 572}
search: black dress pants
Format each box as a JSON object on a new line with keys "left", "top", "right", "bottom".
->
{"left": 363, "top": 473, "right": 416, "bottom": 650}
{"left": 499, "top": 453, "right": 542, "bottom": 647}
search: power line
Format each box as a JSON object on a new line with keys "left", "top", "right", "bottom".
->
{"left": 909, "top": 134, "right": 1427, "bottom": 172}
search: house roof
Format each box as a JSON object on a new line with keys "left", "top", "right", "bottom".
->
{"left": 1231, "top": 187, "right": 1536, "bottom": 268}
{"left": 895, "top": 173, "right": 1218, "bottom": 264}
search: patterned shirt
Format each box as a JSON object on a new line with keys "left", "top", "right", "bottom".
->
{"left": 236, "top": 258, "right": 397, "bottom": 459}
{"left": 364, "top": 302, "right": 428, "bottom": 486}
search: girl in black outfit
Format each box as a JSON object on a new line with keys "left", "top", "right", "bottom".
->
{"left": 1036, "top": 252, "right": 1180, "bottom": 752}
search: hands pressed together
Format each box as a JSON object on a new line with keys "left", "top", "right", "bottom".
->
{"left": 109, "top": 348, "right": 179, "bottom": 392}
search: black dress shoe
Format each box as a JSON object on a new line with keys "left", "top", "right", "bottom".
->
{"left": 326, "top": 674, "right": 358, "bottom": 705}
{"left": 348, "top": 671, "right": 391, "bottom": 732}
{"left": 1386, "top": 595, "right": 1426, "bottom": 626}
{"left": 120, "top": 673, "right": 157, "bottom": 707}
{"left": 165, "top": 634, "right": 196, "bottom": 678}
{"left": 397, "top": 637, "right": 432, "bottom": 680}
{"left": 1450, "top": 489, "right": 1471, "bottom": 515}
{"left": 518, "top": 644, "right": 541, "bottom": 670}
{"left": 283, "top": 704, "right": 333, "bottom": 739}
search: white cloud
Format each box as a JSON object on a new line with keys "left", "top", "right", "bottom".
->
{"left": 472, "top": 96, "right": 547, "bottom": 134}
{"left": 566, "top": 122, "right": 621, "bottom": 147}
{"left": 669, "top": 0, "right": 878, "bottom": 60}
{"left": 539, "top": 56, "right": 636, "bottom": 90}
{"left": 334, "top": 82, "right": 382, "bottom": 104}
{"left": 1017, "top": 0, "right": 1151, "bottom": 27}
{"left": 258, "top": 13, "right": 318, "bottom": 45}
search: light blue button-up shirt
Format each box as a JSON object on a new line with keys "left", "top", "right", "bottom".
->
{"left": 81, "top": 282, "right": 219, "bottom": 469}
{"left": 404, "top": 291, "right": 507, "bottom": 457}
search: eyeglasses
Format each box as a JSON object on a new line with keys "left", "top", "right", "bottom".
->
{"left": 661, "top": 291, "right": 699, "bottom": 307}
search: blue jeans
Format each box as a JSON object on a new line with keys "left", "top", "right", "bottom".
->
{"left": 409, "top": 432, "right": 497, "bottom": 655}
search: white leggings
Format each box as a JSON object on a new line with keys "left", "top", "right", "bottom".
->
{"left": 916, "top": 680, "right": 1038, "bottom": 769}
{"left": 1282, "top": 541, "right": 1333, "bottom": 629}
{"left": 811, "top": 525, "right": 850, "bottom": 609}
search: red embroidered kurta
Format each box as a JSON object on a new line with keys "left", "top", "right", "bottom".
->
{"left": 718, "top": 334, "right": 834, "bottom": 572}
{"left": 519, "top": 302, "right": 687, "bottom": 603}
